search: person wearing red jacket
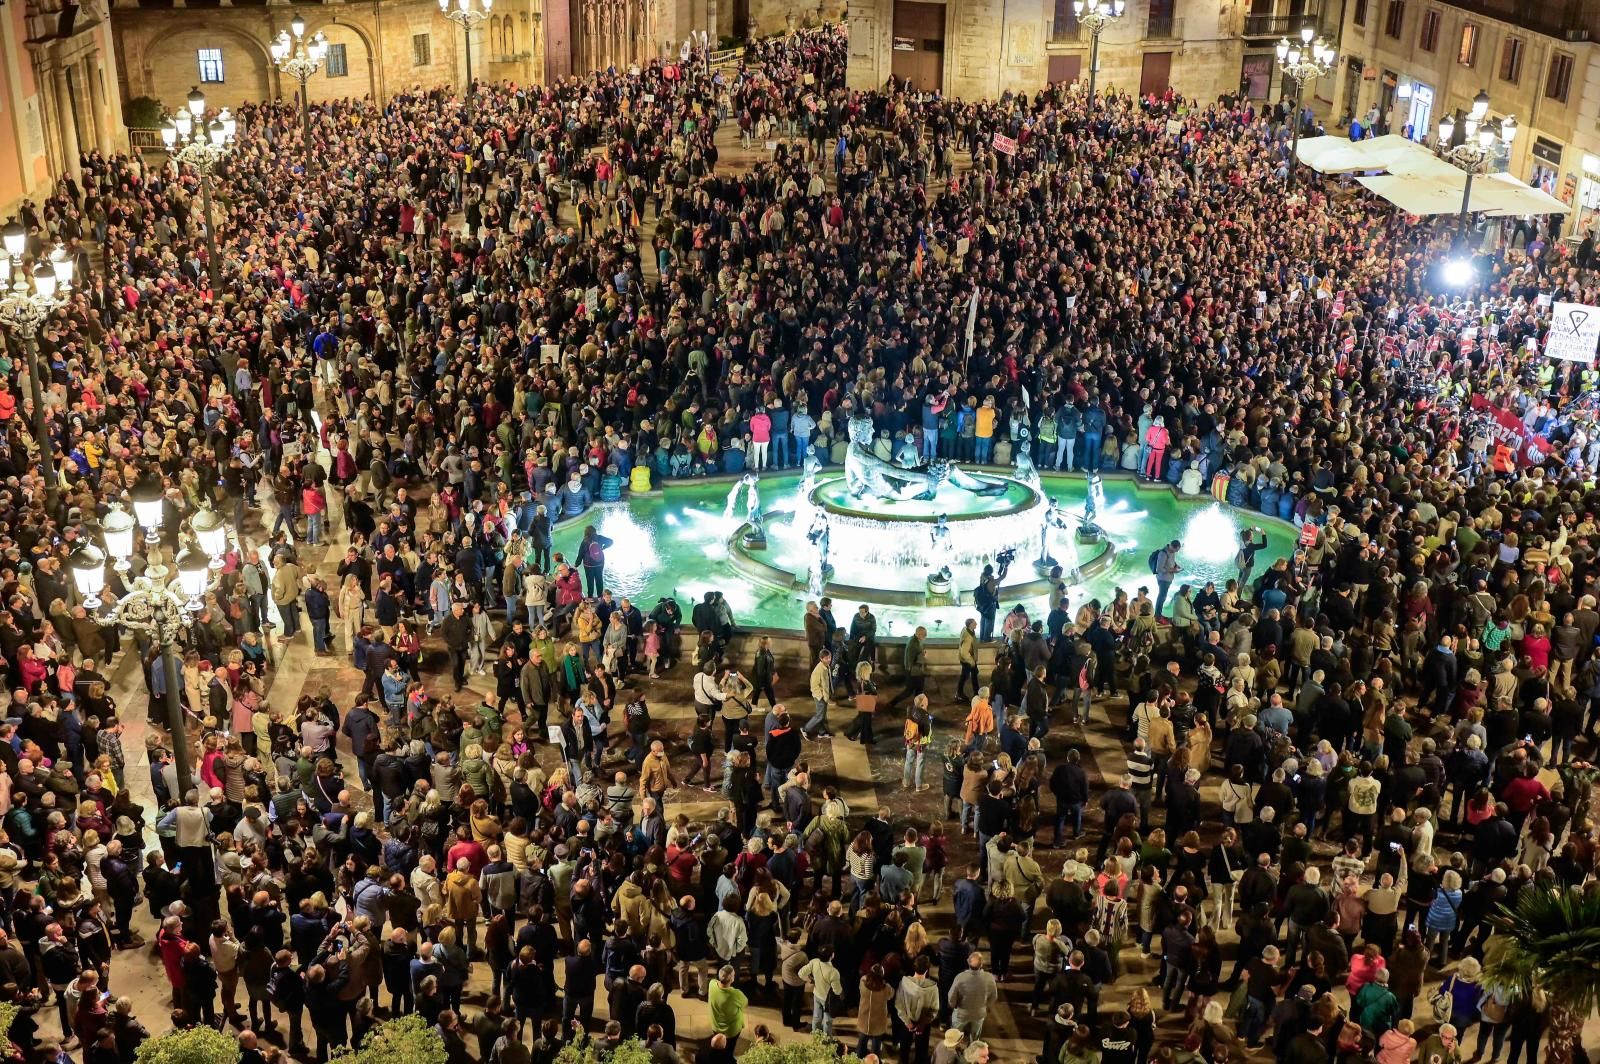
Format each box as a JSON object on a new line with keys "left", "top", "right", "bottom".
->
{"left": 301, "top": 483, "right": 328, "bottom": 546}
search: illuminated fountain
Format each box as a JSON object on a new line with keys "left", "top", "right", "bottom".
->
{"left": 725, "top": 416, "right": 1114, "bottom": 608}
{"left": 557, "top": 467, "right": 1290, "bottom": 635}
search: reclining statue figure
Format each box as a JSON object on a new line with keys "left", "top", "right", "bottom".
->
{"left": 843, "top": 415, "right": 1007, "bottom": 501}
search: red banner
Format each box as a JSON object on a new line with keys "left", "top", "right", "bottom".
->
{"left": 992, "top": 132, "right": 1018, "bottom": 156}
{"left": 1470, "top": 395, "right": 1553, "bottom": 467}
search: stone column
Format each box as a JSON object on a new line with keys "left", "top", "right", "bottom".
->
{"left": 53, "top": 67, "right": 82, "bottom": 183}
{"left": 84, "top": 56, "right": 111, "bottom": 155}
{"left": 35, "top": 64, "right": 64, "bottom": 177}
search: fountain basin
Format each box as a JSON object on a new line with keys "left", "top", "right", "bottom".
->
{"left": 548, "top": 471, "right": 1297, "bottom": 638}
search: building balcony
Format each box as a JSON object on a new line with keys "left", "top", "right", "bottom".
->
{"left": 1439, "top": 0, "right": 1590, "bottom": 41}
{"left": 1050, "top": 20, "right": 1083, "bottom": 43}
{"left": 1242, "top": 10, "right": 1319, "bottom": 38}
{"left": 1146, "top": 13, "right": 1182, "bottom": 38}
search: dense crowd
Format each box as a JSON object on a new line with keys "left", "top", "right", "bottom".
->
{"left": 0, "top": 13, "right": 1598, "bottom": 1064}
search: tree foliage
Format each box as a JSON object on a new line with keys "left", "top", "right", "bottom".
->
{"left": 1483, "top": 884, "right": 1600, "bottom": 1019}
{"left": 125, "top": 97, "right": 165, "bottom": 130}
{"left": 134, "top": 1026, "right": 242, "bottom": 1064}
{"left": 553, "top": 1035, "right": 652, "bottom": 1064}
{"left": 327, "top": 1015, "right": 448, "bottom": 1064}
{"left": 738, "top": 1034, "right": 865, "bottom": 1064}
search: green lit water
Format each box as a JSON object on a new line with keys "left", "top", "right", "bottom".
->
{"left": 551, "top": 472, "right": 1296, "bottom": 638}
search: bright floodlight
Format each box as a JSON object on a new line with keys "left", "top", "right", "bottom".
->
{"left": 1444, "top": 258, "right": 1474, "bottom": 286}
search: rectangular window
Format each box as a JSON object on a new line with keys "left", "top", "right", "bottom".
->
{"left": 1499, "top": 36, "right": 1522, "bottom": 83}
{"left": 1353, "top": 0, "right": 1368, "bottom": 26}
{"left": 1051, "top": 0, "right": 1080, "bottom": 41}
{"left": 325, "top": 43, "right": 348, "bottom": 77}
{"left": 1418, "top": 10, "right": 1439, "bottom": 51}
{"left": 1147, "top": 0, "right": 1174, "bottom": 38}
{"left": 412, "top": 33, "right": 432, "bottom": 66}
{"left": 1457, "top": 23, "right": 1477, "bottom": 65}
{"left": 1383, "top": 0, "right": 1404, "bottom": 40}
{"left": 1547, "top": 52, "right": 1574, "bottom": 101}
{"left": 197, "top": 47, "right": 224, "bottom": 83}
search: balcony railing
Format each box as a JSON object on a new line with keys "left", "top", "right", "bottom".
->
{"left": 1050, "top": 21, "right": 1084, "bottom": 42}
{"left": 1432, "top": 0, "right": 1590, "bottom": 41}
{"left": 1146, "top": 14, "right": 1182, "bottom": 37}
{"left": 1242, "top": 11, "right": 1320, "bottom": 36}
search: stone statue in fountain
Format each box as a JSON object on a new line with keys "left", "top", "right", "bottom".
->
{"left": 806, "top": 511, "right": 832, "bottom": 597}
{"left": 1013, "top": 426, "right": 1040, "bottom": 487}
{"left": 844, "top": 414, "right": 1006, "bottom": 501}
{"left": 799, "top": 452, "right": 821, "bottom": 497}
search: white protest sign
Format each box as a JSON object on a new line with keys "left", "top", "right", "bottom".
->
{"left": 1546, "top": 301, "right": 1600, "bottom": 363}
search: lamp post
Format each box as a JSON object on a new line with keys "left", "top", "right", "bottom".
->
{"left": 1073, "top": 0, "right": 1124, "bottom": 117}
{"left": 1436, "top": 89, "right": 1518, "bottom": 247}
{"left": 1276, "top": 26, "right": 1336, "bottom": 189}
{"left": 159, "top": 88, "right": 236, "bottom": 295}
{"left": 270, "top": 14, "right": 328, "bottom": 169}
{"left": 440, "top": 0, "right": 493, "bottom": 113}
{"left": 0, "top": 222, "right": 74, "bottom": 515}
{"left": 71, "top": 504, "right": 221, "bottom": 801}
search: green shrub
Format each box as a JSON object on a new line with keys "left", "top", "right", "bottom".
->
{"left": 134, "top": 1026, "right": 242, "bottom": 1064}
{"left": 739, "top": 1034, "right": 865, "bottom": 1064}
{"left": 125, "top": 96, "right": 164, "bottom": 129}
{"left": 554, "top": 1034, "right": 653, "bottom": 1064}
{"left": 328, "top": 1015, "right": 447, "bottom": 1064}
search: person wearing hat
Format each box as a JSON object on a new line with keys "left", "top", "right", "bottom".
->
{"left": 932, "top": 1026, "right": 965, "bottom": 1064}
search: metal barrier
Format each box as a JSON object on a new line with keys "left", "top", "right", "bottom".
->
{"left": 128, "top": 127, "right": 166, "bottom": 153}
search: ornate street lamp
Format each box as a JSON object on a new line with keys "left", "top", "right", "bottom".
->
{"left": 1073, "top": 0, "right": 1125, "bottom": 117}
{"left": 0, "top": 221, "right": 73, "bottom": 514}
{"left": 1276, "top": 25, "right": 1336, "bottom": 189}
{"left": 440, "top": 0, "right": 494, "bottom": 113}
{"left": 159, "top": 88, "right": 235, "bottom": 293}
{"left": 1436, "top": 88, "right": 1518, "bottom": 247}
{"left": 271, "top": 14, "right": 328, "bottom": 167}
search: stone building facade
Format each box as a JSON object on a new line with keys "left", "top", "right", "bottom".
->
{"left": 107, "top": 0, "right": 720, "bottom": 126}
{"left": 1, "top": 0, "right": 125, "bottom": 216}
{"left": 845, "top": 0, "right": 1282, "bottom": 103}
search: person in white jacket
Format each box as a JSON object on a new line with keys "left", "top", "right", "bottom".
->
{"left": 707, "top": 893, "right": 748, "bottom": 970}
{"left": 410, "top": 855, "right": 444, "bottom": 912}
{"left": 799, "top": 945, "right": 842, "bottom": 1036}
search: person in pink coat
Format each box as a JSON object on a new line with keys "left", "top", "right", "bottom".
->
{"left": 1143, "top": 416, "right": 1170, "bottom": 480}
{"left": 749, "top": 409, "right": 772, "bottom": 471}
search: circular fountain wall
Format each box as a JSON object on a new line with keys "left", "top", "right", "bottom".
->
{"left": 548, "top": 472, "right": 1299, "bottom": 638}
{"left": 728, "top": 473, "right": 1113, "bottom": 608}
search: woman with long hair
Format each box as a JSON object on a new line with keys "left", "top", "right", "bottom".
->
{"left": 855, "top": 964, "right": 893, "bottom": 1059}
{"left": 845, "top": 831, "right": 877, "bottom": 915}
{"left": 336, "top": 574, "right": 365, "bottom": 657}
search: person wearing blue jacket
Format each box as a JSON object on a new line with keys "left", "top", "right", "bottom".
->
{"left": 1057, "top": 402, "right": 1082, "bottom": 471}
{"left": 1425, "top": 869, "right": 1464, "bottom": 965}
{"left": 790, "top": 406, "right": 816, "bottom": 466}
{"left": 557, "top": 474, "right": 592, "bottom": 518}
{"left": 1081, "top": 403, "right": 1107, "bottom": 472}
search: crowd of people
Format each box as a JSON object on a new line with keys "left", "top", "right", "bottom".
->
{"left": 0, "top": 11, "right": 1596, "bottom": 1064}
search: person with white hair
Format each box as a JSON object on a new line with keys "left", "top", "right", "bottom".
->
{"left": 1411, "top": 808, "right": 1436, "bottom": 862}
{"left": 1283, "top": 865, "right": 1329, "bottom": 967}
{"left": 1425, "top": 869, "right": 1465, "bottom": 965}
